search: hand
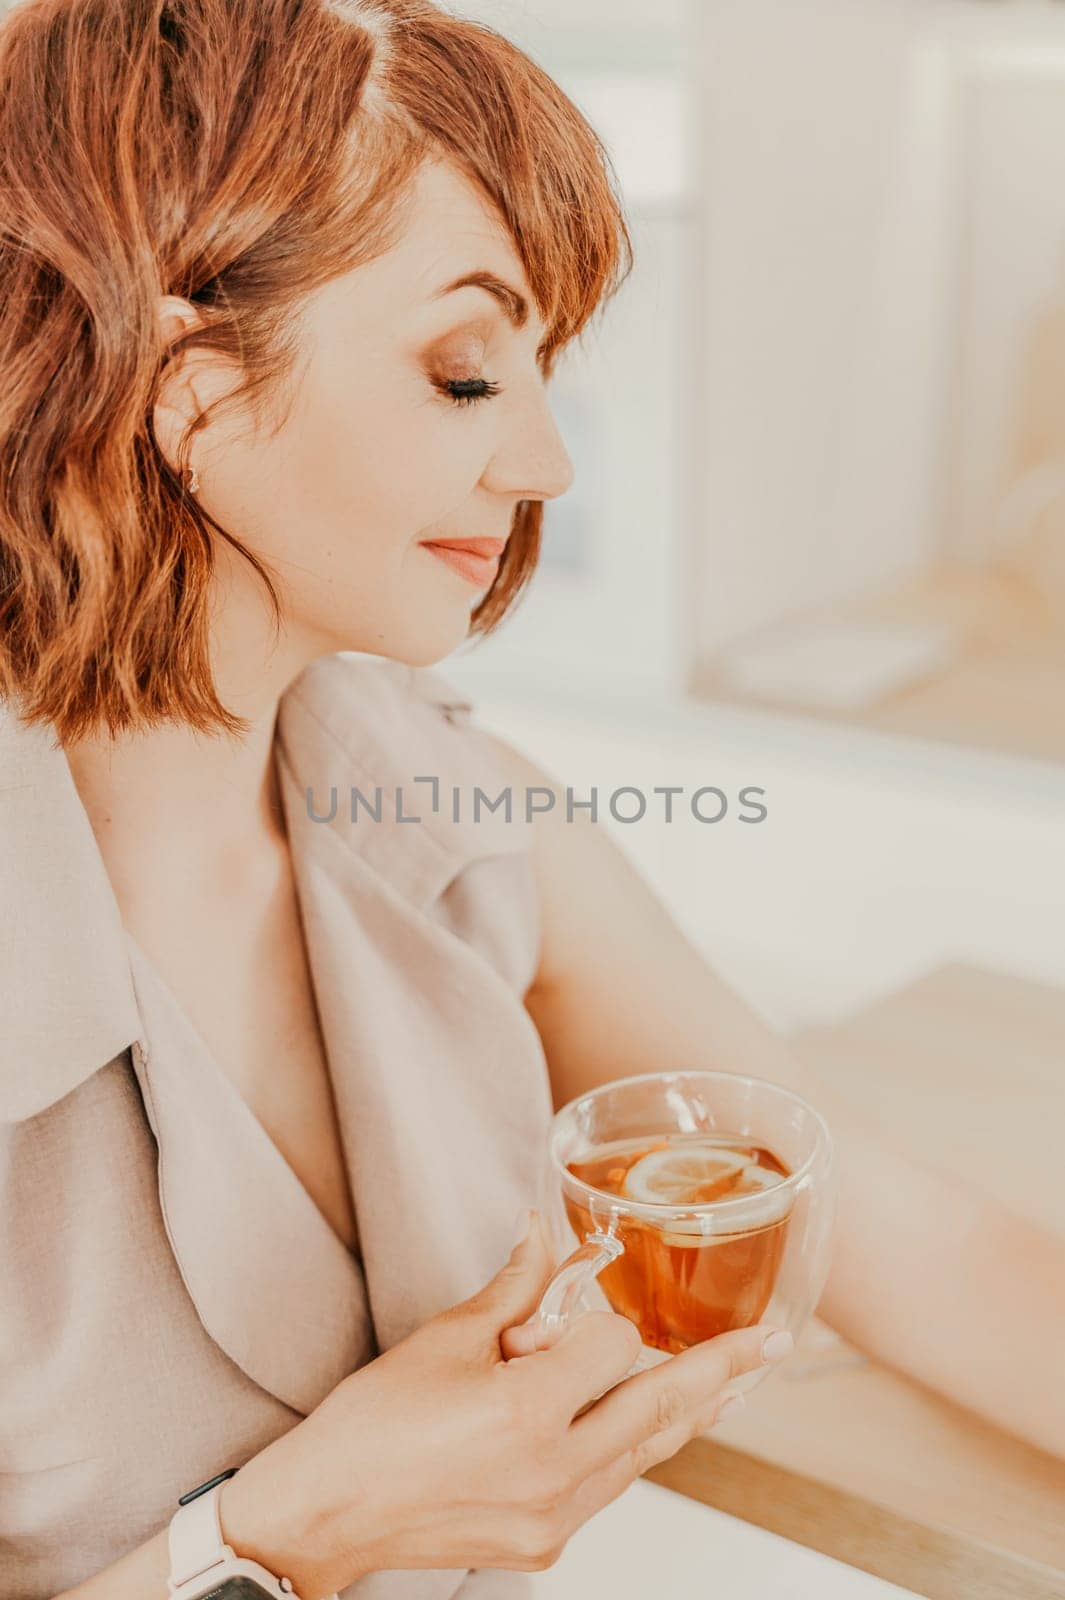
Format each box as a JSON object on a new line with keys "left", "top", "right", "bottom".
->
{"left": 221, "top": 1211, "right": 792, "bottom": 1598}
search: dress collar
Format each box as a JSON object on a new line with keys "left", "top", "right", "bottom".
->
{"left": 0, "top": 700, "right": 141, "bottom": 1122}
{"left": 275, "top": 653, "right": 528, "bottom": 914}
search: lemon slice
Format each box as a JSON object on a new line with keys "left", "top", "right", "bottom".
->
{"left": 741, "top": 1165, "right": 784, "bottom": 1190}
{"left": 622, "top": 1142, "right": 749, "bottom": 1205}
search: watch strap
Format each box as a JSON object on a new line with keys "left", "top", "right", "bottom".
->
{"left": 168, "top": 1477, "right": 237, "bottom": 1590}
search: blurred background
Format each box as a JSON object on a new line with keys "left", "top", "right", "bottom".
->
{"left": 438, "top": 7, "right": 1065, "bottom": 1588}
{"left": 441, "top": 0, "right": 1065, "bottom": 1035}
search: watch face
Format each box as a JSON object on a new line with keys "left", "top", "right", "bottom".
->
{"left": 197, "top": 1582, "right": 275, "bottom": 1600}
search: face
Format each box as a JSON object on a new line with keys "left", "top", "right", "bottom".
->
{"left": 161, "top": 159, "right": 574, "bottom": 668}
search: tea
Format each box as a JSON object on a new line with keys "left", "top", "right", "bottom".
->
{"left": 564, "top": 1131, "right": 792, "bottom": 1353}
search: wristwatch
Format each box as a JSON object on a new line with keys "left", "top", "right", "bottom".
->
{"left": 167, "top": 1468, "right": 337, "bottom": 1600}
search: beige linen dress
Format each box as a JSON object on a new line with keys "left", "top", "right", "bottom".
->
{"left": 0, "top": 653, "right": 554, "bottom": 1600}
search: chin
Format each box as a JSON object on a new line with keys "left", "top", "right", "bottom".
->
{"left": 397, "top": 615, "right": 473, "bottom": 669}
{"left": 338, "top": 604, "right": 473, "bottom": 670}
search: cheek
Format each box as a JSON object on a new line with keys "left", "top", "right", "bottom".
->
{"left": 285, "top": 350, "right": 493, "bottom": 548}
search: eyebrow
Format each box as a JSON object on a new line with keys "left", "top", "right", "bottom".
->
{"left": 430, "top": 271, "right": 530, "bottom": 330}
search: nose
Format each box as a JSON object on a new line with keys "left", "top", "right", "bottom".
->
{"left": 481, "top": 384, "right": 575, "bottom": 504}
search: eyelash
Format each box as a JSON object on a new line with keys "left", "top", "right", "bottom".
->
{"left": 436, "top": 376, "right": 502, "bottom": 408}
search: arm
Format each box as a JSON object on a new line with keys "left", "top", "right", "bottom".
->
{"left": 492, "top": 736, "right": 1065, "bottom": 1460}
{"left": 52, "top": 1528, "right": 171, "bottom": 1600}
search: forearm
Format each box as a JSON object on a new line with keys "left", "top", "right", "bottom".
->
{"left": 52, "top": 1527, "right": 170, "bottom": 1600}
{"left": 819, "top": 1118, "right": 1065, "bottom": 1459}
{"left": 52, "top": 1438, "right": 325, "bottom": 1600}
{"left": 717, "top": 991, "right": 1065, "bottom": 1455}
{"left": 591, "top": 981, "right": 1065, "bottom": 1456}
{"left": 548, "top": 970, "right": 1065, "bottom": 1455}
{"left": 706, "top": 1009, "right": 1065, "bottom": 1458}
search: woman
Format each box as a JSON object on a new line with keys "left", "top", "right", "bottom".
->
{"left": 0, "top": 2, "right": 1060, "bottom": 1598}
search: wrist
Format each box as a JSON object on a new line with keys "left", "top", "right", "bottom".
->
{"left": 218, "top": 1439, "right": 344, "bottom": 1600}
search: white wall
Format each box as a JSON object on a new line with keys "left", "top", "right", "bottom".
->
{"left": 446, "top": 0, "right": 688, "bottom": 60}
{"left": 693, "top": 0, "right": 1065, "bottom": 659}
{"left": 694, "top": 0, "right": 952, "bottom": 658}
{"left": 949, "top": 34, "right": 1065, "bottom": 563}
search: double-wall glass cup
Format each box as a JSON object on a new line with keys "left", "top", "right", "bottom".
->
{"left": 533, "top": 1070, "right": 836, "bottom": 1385}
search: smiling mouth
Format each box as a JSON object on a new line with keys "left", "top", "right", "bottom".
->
{"left": 419, "top": 537, "right": 506, "bottom": 589}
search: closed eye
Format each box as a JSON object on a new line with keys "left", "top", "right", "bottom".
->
{"left": 436, "top": 376, "right": 502, "bottom": 407}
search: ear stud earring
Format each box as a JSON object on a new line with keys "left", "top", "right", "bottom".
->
{"left": 185, "top": 464, "right": 200, "bottom": 495}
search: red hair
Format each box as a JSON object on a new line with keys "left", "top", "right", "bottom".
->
{"left": 0, "top": 0, "right": 630, "bottom": 738}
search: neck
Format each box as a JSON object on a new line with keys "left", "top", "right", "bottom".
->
{"left": 64, "top": 559, "right": 328, "bottom": 900}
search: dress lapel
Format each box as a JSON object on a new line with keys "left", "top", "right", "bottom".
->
{"left": 276, "top": 656, "right": 555, "bottom": 1351}
{"left": 125, "top": 934, "right": 374, "bottom": 1416}
{"left": 280, "top": 804, "right": 553, "bottom": 1349}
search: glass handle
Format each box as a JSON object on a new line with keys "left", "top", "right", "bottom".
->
{"left": 533, "top": 1230, "right": 625, "bottom": 1342}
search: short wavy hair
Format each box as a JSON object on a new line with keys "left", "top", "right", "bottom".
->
{"left": 0, "top": 0, "right": 630, "bottom": 738}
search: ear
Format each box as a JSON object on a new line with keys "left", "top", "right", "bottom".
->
{"left": 152, "top": 294, "right": 210, "bottom": 479}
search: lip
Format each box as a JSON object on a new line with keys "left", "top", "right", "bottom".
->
{"left": 419, "top": 537, "right": 506, "bottom": 589}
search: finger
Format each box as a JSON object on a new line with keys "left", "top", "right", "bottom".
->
{"left": 501, "top": 1317, "right": 564, "bottom": 1360}
{"left": 522, "top": 1309, "right": 643, "bottom": 1418}
{"left": 571, "top": 1323, "right": 791, "bottom": 1472}
{"left": 501, "top": 1296, "right": 586, "bottom": 1360}
{"left": 555, "top": 1385, "right": 748, "bottom": 1548}
{"left": 446, "top": 1211, "right": 555, "bottom": 1340}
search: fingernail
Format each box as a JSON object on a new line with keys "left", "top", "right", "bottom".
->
{"left": 717, "top": 1392, "right": 746, "bottom": 1421}
{"left": 761, "top": 1330, "right": 794, "bottom": 1365}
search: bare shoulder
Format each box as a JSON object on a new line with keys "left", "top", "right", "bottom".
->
{"left": 480, "top": 730, "right": 564, "bottom": 796}
{"left": 479, "top": 730, "right": 632, "bottom": 997}
{"left": 480, "top": 730, "right": 595, "bottom": 843}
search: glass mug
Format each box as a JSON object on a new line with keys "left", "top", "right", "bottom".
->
{"left": 532, "top": 1070, "right": 836, "bottom": 1383}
